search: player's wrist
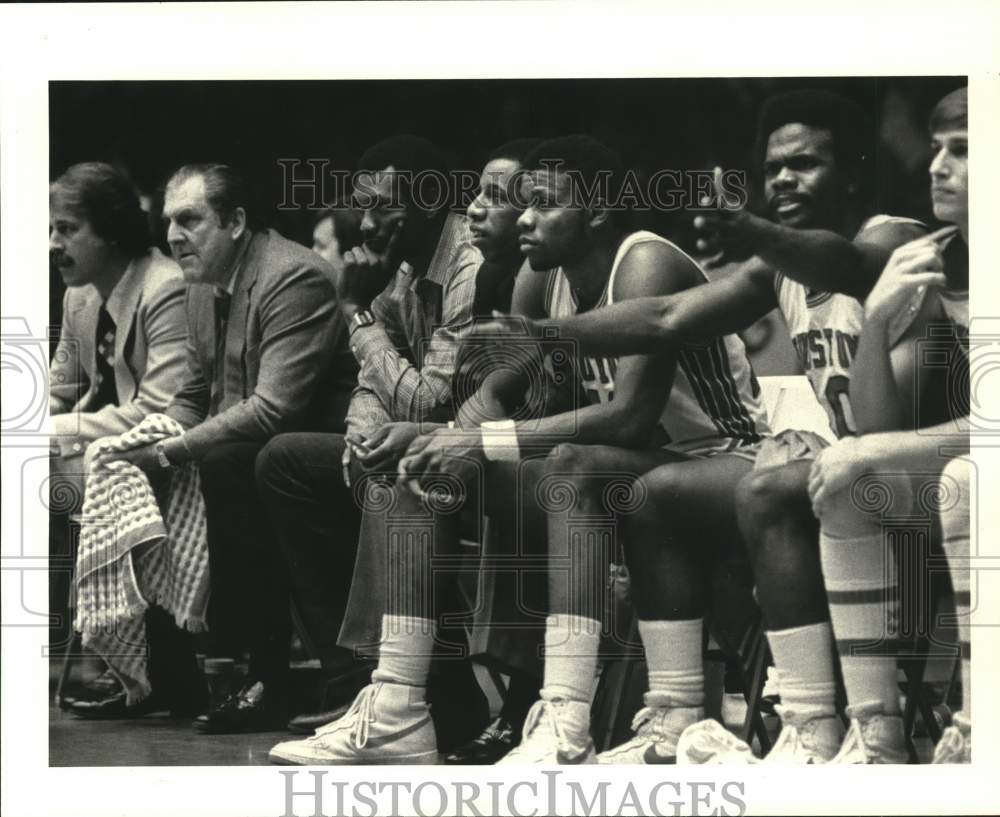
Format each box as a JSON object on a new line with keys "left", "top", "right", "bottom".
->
{"left": 480, "top": 418, "right": 520, "bottom": 461}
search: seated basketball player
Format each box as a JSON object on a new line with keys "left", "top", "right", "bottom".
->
{"left": 808, "top": 86, "right": 970, "bottom": 764}
{"left": 268, "top": 135, "right": 766, "bottom": 765}
{"left": 412, "top": 136, "right": 766, "bottom": 766}
{"left": 469, "top": 91, "right": 925, "bottom": 764}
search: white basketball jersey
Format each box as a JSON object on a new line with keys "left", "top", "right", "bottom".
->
{"left": 544, "top": 230, "right": 769, "bottom": 455}
{"left": 775, "top": 215, "right": 924, "bottom": 438}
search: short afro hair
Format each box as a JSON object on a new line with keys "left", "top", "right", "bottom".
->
{"left": 521, "top": 134, "right": 632, "bottom": 229}
{"left": 755, "top": 89, "right": 873, "bottom": 188}
{"left": 357, "top": 134, "right": 452, "bottom": 213}
{"left": 487, "top": 137, "right": 543, "bottom": 166}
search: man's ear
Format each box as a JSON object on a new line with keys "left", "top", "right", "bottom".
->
{"left": 230, "top": 207, "right": 248, "bottom": 240}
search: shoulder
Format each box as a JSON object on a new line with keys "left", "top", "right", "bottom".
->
{"left": 615, "top": 231, "right": 702, "bottom": 296}
{"left": 447, "top": 241, "right": 483, "bottom": 288}
{"left": 438, "top": 215, "right": 484, "bottom": 289}
{"left": 254, "top": 229, "right": 336, "bottom": 289}
{"left": 855, "top": 214, "right": 927, "bottom": 250}
{"left": 62, "top": 283, "right": 99, "bottom": 317}
{"left": 136, "top": 248, "right": 185, "bottom": 297}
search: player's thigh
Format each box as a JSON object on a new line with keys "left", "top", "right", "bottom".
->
{"left": 634, "top": 453, "right": 755, "bottom": 535}
{"left": 544, "top": 442, "right": 687, "bottom": 485}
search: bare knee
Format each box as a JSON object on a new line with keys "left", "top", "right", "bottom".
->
{"left": 735, "top": 464, "right": 811, "bottom": 542}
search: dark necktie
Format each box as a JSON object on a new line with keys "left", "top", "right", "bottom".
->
{"left": 210, "top": 290, "right": 231, "bottom": 415}
{"left": 92, "top": 304, "right": 118, "bottom": 409}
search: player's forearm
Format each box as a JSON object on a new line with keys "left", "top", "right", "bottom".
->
{"left": 510, "top": 402, "right": 657, "bottom": 454}
{"left": 856, "top": 421, "right": 969, "bottom": 473}
{"left": 533, "top": 297, "right": 677, "bottom": 357}
{"left": 750, "top": 217, "right": 869, "bottom": 297}
{"left": 850, "top": 315, "right": 905, "bottom": 433}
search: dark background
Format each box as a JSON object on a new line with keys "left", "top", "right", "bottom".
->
{"left": 49, "top": 77, "right": 965, "bottom": 366}
{"left": 50, "top": 76, "right": 965, "bottom": 239}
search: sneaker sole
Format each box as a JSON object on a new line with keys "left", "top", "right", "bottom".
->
{"left": 268, "top": 749, "right": 440, "bottom": 766}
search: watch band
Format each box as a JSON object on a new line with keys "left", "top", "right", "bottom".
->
{"left": 350, "top": 309, "right": 376, "bottom": 334}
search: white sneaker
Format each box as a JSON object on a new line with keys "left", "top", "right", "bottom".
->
{"left": 597, "top": 694, "right": 701, "bottom": 764}
{"left": 495, "top": 694, "right": 594, "bottom": 765}
{"left": 829, "top": 702, "right": 908, "bottom": 764}
{"left": 762, "top": 706, "right": 843, "bottom": 764}
{"left": 676, "top": 719, "right": 759, "bottom": 764}
{"left": 932, "top": 712, "right": 971, "bottom": 764}
{"left": 268, "top": 682, "right": 438, "bottom": 765}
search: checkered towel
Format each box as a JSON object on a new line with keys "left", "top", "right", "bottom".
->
{"left": 74, "top": 413, "right": 210, "bottom": 703}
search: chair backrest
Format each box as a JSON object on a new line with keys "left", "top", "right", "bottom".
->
{"left": 757, "top": 375, "right": 835, "bottom": 443}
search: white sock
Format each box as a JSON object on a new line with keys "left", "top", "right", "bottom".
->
{"left": 373, "top": 614, "right": 435, "bottom": 697}
{"left": 542, "top": 614, "right": 601, "bottom": 703}
{"left": 819, "top": 522, "right": 901, "bottom": 715}
{"left": 638, "top": 618, "right": 704, "bottom": 708}
{"left": 767, "top": 622, "right": 836, "bottom": 716}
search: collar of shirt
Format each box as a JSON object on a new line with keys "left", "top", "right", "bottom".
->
{"left": 103, "top": 257, "right": 139, "bottom": 325}
{"left": 400, "top": 211, "right": 474, "bottom": 292}
{"left": 215, "top": 234, "right": 253, "bottom": 296}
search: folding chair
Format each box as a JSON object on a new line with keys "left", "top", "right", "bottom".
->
{"left": 591, "top": 565, "right": 774, "bottom": 755}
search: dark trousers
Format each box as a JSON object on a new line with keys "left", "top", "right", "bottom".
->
{"left": 255, "top": 433, "right": 362, "bottom": 672}
{"left": 199, "top": 441, "right": 290, "bottom": 688}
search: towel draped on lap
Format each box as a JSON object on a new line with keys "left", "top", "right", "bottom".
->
{"left": 74, "top": 413, "right": 210, "bottom": 703}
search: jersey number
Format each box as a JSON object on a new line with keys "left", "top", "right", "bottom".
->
{"left": 825, "top": 374, "right": 856, "bottom": 437}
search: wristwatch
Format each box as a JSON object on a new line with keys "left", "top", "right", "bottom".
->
{"left": 350, "top": 309, "right": 376, "bottom": 334}
{"left": 154, "top": 441, "right": 174, "bottom": 470}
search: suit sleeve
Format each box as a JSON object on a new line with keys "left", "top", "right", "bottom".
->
{"left": 177, "top": 261, "right": 338, "bottom": 459}
{"left": 49, "top": 289, "right": 88, "bottom": 415}
{"left": 56, "top": 277, "right": 188, "bottom": 455}
{"left": 165, "top": 288, "right": 212, "bottom": 430}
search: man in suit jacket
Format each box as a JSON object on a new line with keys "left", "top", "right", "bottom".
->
{"left": 110, "top": 163, "right": 356, "bottom": 733}
{"left": 48, "top": 162, "right": 197, "bottom": 716}
{"left": 49, "top": 163, "right": 187, "bottom": 496}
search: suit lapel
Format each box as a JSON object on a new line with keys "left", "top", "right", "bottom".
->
{"left": 108, "top": 257, "right": 144, "bottom": 401}
{"left": 74, "top": 286, "right": 101, "bottom": 409}
{"left": 224, "top": 231, "right": 264, "bottom": 400}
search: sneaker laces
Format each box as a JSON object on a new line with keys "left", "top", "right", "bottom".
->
{"left": 832, "top": 703, "right": 904, "bottom": 764}
{"left": 768, "top": 706, "right": 830, "bottom": 759}
{"left": 511, "top": 697, "right": 580, "bottom": 758}
{"left": 606, "top": 705, "right": 669, "bottom": 754}
{"left": 315, "top": 683, "right": 380, "bottom": 750}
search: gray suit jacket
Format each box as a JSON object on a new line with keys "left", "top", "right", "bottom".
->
{"left": 50, "top": 248, "right": 187, "bottom": 458}
{"left": 166, "top": 229, "right": 356, "bottom": 459}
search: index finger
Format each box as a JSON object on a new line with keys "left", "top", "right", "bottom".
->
{"left": 927, "top": 225, "right": 960, "bottom": 245}
{"left": 712, "top": 166, "right": 725, "bottom": 204}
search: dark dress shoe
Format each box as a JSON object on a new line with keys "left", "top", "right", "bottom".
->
{"left": 59, "top": 669, "right": 122, "bottom": 709}
{"left": 194, "top": 680, "right": 286, "bottom": 734}
{"left": 443, "top": 717, "right": 520, "bottom": 764}
{"left": 428, "top": 662, "right": 491, "bottom": 751}
{"left": 286, "top": 701, "right": 351, "bottom": 734}
{"left": 70, "top": 687, "right": 191, "bottom": 719}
